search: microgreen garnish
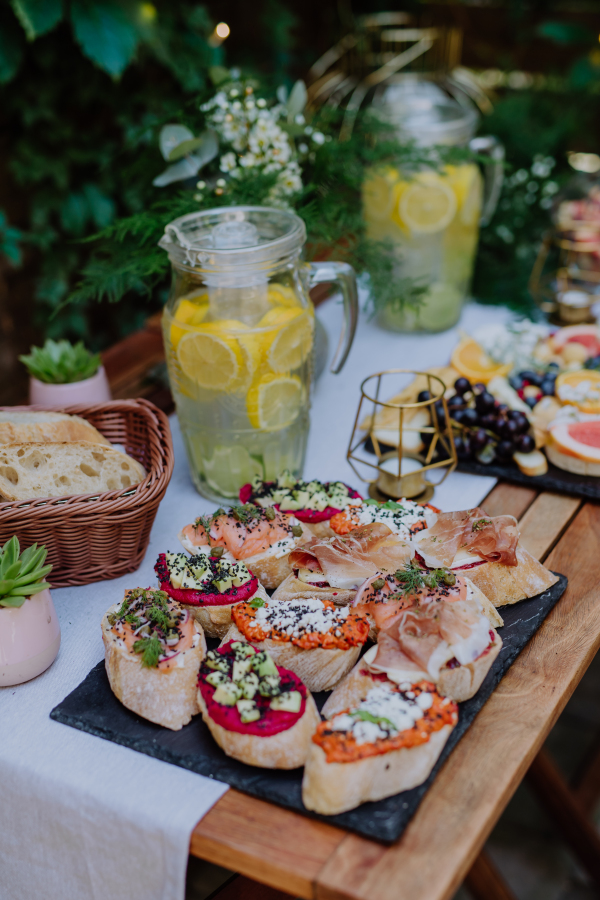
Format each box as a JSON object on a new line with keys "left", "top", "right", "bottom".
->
{"left": 248, "top": 596, "right": 266, "bottom": 609}
{"left": 363, "top": 499, "right": 404, "bottom": 511}
{"left": 472, "top": 518, "right": 492, "bottom": 532}
{"left": 350, "top": 709, "right": 397, "bottom": 730}
{"left": 390, "top": 561, "right": 451, "bottom": 597}
{"left": 232, "top": 504, "right": 263, "bottom": 525}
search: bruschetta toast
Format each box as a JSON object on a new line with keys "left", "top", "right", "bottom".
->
{"left": 102, "top": 588, "right": 206, "bottom": 730}
{"left": 197, "top": 640, "right": 321, "bottom": 769}
{"left": 240, "top": 471, "right": 362, "bottom": 538}
{"left": 302, "top": 681, "right": 458, "bottom": 815}
{"left": 155, "top": 551, "right": 269, "bottom": 639}
{"left": 221, "top": 595, "right": 369, "bottom": 692}
{"left": 178, "top": 505, "right": 312, "bottom": 589}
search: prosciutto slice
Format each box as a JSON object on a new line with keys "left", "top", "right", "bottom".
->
{"left": 288, "top": 523, "right": 414, "bottom": 590}
{"left": 367, "top": 575, "right": 493, "bottom": 681}
{"left": 413, "top": 507, "right": 519, "bottom": 569}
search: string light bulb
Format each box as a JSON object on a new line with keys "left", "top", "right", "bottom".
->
{"left": 216, "top": 22, "right": 230, "bottom": 39}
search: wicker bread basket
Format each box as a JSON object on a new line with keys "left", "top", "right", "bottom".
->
{"left": 0, "top": 400, "right": 174, "bottom": 587}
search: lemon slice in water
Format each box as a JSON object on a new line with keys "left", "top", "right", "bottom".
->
{"left": 246, "top": 374, "right": 303, "bottom": 431}
{"left": 398, "top": 174, "right": 457, "bottom": 235}
{"left": 267, "top": 312, "right": 313, "bottom": 373}
{"left": 177, "top": 325, "right": 245, "bottom": 390}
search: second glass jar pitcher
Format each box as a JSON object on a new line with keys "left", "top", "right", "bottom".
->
{"left": 159, "top": 206, "right": 358, "bottom": 503}
{"left": 363, "top": 80, "right": 504, "bottom": 332}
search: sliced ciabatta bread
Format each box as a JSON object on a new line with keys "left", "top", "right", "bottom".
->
{"left": 155, "top": 551, "right": 269, "bottom": 640}
{"left": 220, "top": 594, "right": 369, "bottom": 692}
{"left": 0, "top": 410, "right": 109, "bottom": 446}
{"left": 455, "top": 546, "right": 559, "bottom": 607}
{"left": 178, "top": 506, "right": 313, "bottom": 590}
{"left": 0, "top": 442, "right": 145, "bottom": 501}
{"left": 198, "top": 640, "right": 320, "bottom": 768}
{"left": 271, "top": 572, "right": 356, "bottom": 607}
{"left": 546, "top": 441, "right": 600, "bottom": 476}
{"left": 102, "top": 588, "right": 206, "bottom": 731}
{"left": 302, "top": 682, "right": 458, "bottom": 815}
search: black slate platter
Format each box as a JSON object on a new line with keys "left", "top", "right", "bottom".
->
{"left": 456, "top": 458, "right": 600, "bottom": 500}
{"left": 51, "top": 574, "right": 567, "bottom": 843}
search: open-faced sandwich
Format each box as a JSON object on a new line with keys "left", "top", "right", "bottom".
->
{"left": 197, "top": 640, "right": 320, "bottom": 769}
{"left": 222, "top": 595, "right": 369, "bottom": 692}
{"left": 178, "top": 504, "right": 312, "bottom": 590}
{"left": 155, "top": 551, "right": 269, "bottom": 639}
{"left": 272, "top": 522, "right": 414, "bottom": 606}
{"left": 412, "top": 507, "right": 559, "bottom": 606}
{"left": 302, "top": 681, "right": 458, "bottom": 815}
{"left": 101, "top": 588, "right": 206, "bottom": 730}
{"left": 323, "top": 563, "right": 503, "bottom": 711}
{"left": 328, "top": 497, "right": 437, "bottom": 538}
{"left": 239, "top": 471, "right": 362, "bottom": 538}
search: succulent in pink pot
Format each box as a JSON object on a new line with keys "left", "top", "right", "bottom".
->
{"left": 0, "top": 537, "right": 60, "bottom": 686}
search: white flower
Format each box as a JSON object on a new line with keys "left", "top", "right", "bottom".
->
{"left": 311, "top": 131, "right": 325, "bottom": 145}
{"left": 295, "top": 114, "right": 305, "bottom": 125}
{"left": 220, "top": 152, "right": 237, "bottom": 172}
{"left": 298, "top": 143, "right": 308, "bottom": 154}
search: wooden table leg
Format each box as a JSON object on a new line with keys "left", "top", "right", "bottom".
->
{"left": 526, "top": 747, "right": 600, "bottom": 890}
{"left": 464, "top": 850, "right": 517, "bottom": 900}
{"left": 206, "top": 874, "right": 296, "bottom": 900}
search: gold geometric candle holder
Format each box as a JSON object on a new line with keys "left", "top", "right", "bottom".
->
{"left": 346, "top": 369, "right": 457, "bottom": 500}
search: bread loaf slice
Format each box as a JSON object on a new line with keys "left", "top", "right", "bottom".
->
{"left": 0, "top": 411, "right": 109, "bottom": 446}
{"left": 0, "top": 442, "right": 145, "bottom": 500}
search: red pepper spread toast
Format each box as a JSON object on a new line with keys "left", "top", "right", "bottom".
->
{"left": 224, "top": 595, "right": 369, "bottom": 692}
{"left": 102, "top": 588, "right": 206, "bottom": 730}
{"left": 155, "top": 551, "right": 268, "bottom": 639}
{"left": 329, "top": 498, "right": 438, "bottom": 538}
{"left": 197, "top": 640, "right": 320, "bottom": 769}
{"left": 302, "top": 681, "right": 458, "bottom": 815}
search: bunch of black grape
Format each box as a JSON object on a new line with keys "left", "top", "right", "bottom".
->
{"left": 419, "top": 377, "right": 536, "bottom": 465}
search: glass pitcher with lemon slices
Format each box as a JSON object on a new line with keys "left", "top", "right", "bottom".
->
{"left": 159, "top": 206, "right": 358, "bottom": 502}
{"left": 363, "top": 80, "right": 504, "bottom": 332}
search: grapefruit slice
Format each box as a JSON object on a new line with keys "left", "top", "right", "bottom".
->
{"left": 551, "top": 325, "right": 600, "bottom": 358}
{"left": 549, "top": 419, "right": 600, "bottom": 462}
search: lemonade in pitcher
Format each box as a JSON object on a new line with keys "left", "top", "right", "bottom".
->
{"left": 160, "top": 207, "right": 357, "bottom": 503}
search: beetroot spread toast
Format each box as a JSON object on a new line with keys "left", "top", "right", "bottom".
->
{"left": 222, "top": 594, "right": 369, "bottom": 692}
{"left": 272, "top": 522, "right": 415, "bottom": 607}
{"left": 102, "top": 588, "right": 206, "bottom": 730}
{"left": 178, "top": 504, "right": 312, "bottom": 589}
{"left": 323, "top": 564, "right": 502, "bottom": 713}
{"left": 240, "top": 471, "right": 362, "bottom": 538}
{"left": 197, "top": 640, "right": 320, "bottom": 769}
{"left": 303, "top": 681, "right": 458, "bottom": 815}
{"left": 413, "top": 507, "right": 559, "bottom": 606}
{"left": 155, "top": 551, "right": 269, "bottom": 639}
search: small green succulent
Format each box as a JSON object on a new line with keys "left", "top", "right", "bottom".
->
{"left": 0, "top": 537, "right": 52, "bottom": 608}
{"left": 19, "top": 338, "right": 101, "bottom": 384}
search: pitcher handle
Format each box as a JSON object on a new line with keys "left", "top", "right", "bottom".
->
{"left": 306, "top": 261, "right": 359, "bottom": 374}
{"left": 469, "top": 135, "right": 505, "bottom": 227}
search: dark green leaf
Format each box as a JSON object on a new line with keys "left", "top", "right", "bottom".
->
{"left": 0, "top": 7, "right": 24, "bottom": 83}
{"left": 0, "top": 595, "right": 27, "bottom": 608}
{"left": 70, "top": 0, "right": 139, "bottom": 77}
{"left": 536, "top": 21, "right": 595, "bottom": 45}
{"left": 11, "top": 0, "right": 63, "bottom": 40}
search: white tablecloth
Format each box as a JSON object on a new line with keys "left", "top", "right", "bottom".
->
{"left": 0, "top": 298, "right": 513, "bottom": 900}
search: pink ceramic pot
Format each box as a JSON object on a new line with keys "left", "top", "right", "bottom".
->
{"left": 0, "top": 588, "right": 61, "bottom": 686}
{"left": 29, "top": 365, "right": 111, "bottom": 407}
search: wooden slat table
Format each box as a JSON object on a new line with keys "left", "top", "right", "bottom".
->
{"left": 188, "top": 483, "right": 600, "bottom": 900}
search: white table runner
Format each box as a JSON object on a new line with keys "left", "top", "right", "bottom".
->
{"left": 0, "top": 298, "right": 512, "bottom": 900}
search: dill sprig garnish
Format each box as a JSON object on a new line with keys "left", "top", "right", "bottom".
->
{"left": 389, "top": 561, "right": 453, "bottom": 597}
{"left": 231, "top": 504, "right": 263, "bottom": 525}
{"left": 133, "top": 635, "right": 162, "bottom": 668}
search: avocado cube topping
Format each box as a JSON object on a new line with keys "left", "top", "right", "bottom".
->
{"left": 231, "top": 641, "right": 255, "bottom": 659}
{"left": 270, "top": 691, "right": 302, "bottom": 713}
{"left": 205, "top": 671, "right": 229, "bottom": 687}
{"left": 258, "top": 674, "right": 281, "bottom": 697}
{"left": 232, "top": 657, "right": 253, "bottom": 682}
{"left": 236, "top": 699, "right": 260, "bottom": 723}
{"left": 238, "top": 671, "right": 259, "bottom": 699}
{"left": 252, "top": 651, "right": 278, "bottom": 677}
{"left": 204, "top": 651, "right": 229, "bottom": 672}
{"left": 230, "top": 562, "right": 251, "bottom": 587}
{"left": 212, "top": 680, "right": 242, "bottom": 706}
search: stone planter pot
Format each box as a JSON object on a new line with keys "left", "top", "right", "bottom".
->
{"left": 29, "top": 365, "right": 111, "bottom": 407}
{"left": 0, "top": 588, "right": 61, "bottom": 686}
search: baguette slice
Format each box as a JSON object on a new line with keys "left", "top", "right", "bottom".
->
{"left": 302, "top": 723, "right": 453, "bottom": 815}
{"left": 183, "top": 581, "right": 270, "bottom": 640}
{"left": 178, "top": 521, "right": 313, "bottom": 591}
{"left": 513, "top": 449, "right": 548, "bottom": 477}
{"left": 0, "top": 442, "right": 146, "bottom": 500}
{"left": 455, "top": 546, "right": 559, "bottom": 607}
{"left": 101, "top": 609, "right": 206, "bottom": 731}
{"left": 0, "top": 410, "right": 109, "bottom": 446}
{"left": 271, "top": 572, "right": 356, "bottom": 607}
{"left": 221, "top": 622, "right": 363, "bottom": 693}
{"left": 546, "top": 441, "right": 600, "bottom": 476}
{"left": 197, "top": 686, "right": 321, "bottom": 769}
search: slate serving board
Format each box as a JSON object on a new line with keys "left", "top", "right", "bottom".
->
{"left": 51, "top": 574, "right": 567, "bottom": 843}
{"left": 456, "top": 459, "right": 600, "bottom": 500}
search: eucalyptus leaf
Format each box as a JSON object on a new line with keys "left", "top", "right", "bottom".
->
{"left": 286, "top": 80, "right": 307, "bottom": 121}
{"left": 167, "top": 137, "right": 207, "bottom": 162}
{"left": 71, "top": 0, "right": 139, "bottom": 77}
{"left": 159, "top": 124, "right": 195, "bottom": 161}
{"left": 11, "top": 0, "right": 63, "bottom": 41}
{"left": 0, "top": 7, "right": 24, "bottom": 83}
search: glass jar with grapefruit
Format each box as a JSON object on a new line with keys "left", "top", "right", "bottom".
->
{"left": 159, "top": 207, "right": 358, "bottom": 503}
